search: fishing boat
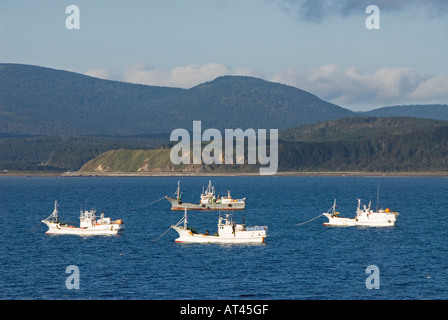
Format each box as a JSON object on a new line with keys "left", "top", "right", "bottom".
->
{"left": 171, "top": 209, "right": 267, "bottom": 243}
{"left": 323, "top": 199, "right": 399, "bottom": 227}
{"left": 42, "top": 201, "right": 125, "bottom": 235}
{"left": 165, "top": 180, "right": 246, "bottom": 211}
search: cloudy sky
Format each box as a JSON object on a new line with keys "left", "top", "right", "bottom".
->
{"left": 0, "top": 0, "right": 447, "bottom": 111}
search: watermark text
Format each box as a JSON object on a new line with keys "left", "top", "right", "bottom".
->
{"left": 365, "top": 265, "right": 380, "bottom": 289}
{"left": 365, "top": 5, "right": 380, "bottom": 30}
{"left": 65, "top": 265, "right": 80, "bottom": 290}
{"left": 170, "top": 121, "right": 278, "bottom": 175}
{"left": 66, "top": 5, "right": 80, "bottom": 30}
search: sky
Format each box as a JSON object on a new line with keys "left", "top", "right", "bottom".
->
{"left": 0, "top": 0, "right": 447, "bottom": 111}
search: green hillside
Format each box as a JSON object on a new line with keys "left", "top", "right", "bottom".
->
{"left": 79, "top": 149, "right": 259, "bottom": 174}
{"left": 80, "top": 149, "right": 173, "bottom": 172}
{"left": 74, "top": 117, "right": 448, "bottom": 174}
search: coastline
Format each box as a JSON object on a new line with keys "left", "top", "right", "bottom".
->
{"left": 2, "top": 171, "right": 448, "bottom": 178}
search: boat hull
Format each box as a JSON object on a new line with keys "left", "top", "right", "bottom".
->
{"left": 43, "top": 221, "right": 124, "bottom": 235}
{"left": 172, "top": 226, "right": 266, "bottom": 243}
{"left": 323, "top": 213, "right": 397, "bottom": 227}
{"left": 323, "top": 214, "right": 356, "bottom": 226}
{"left": 166, "top": 197, "right": 245, "bottom": 211}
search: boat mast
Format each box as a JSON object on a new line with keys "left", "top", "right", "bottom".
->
{"left": 43, "top": 200, "right": 59, "bottom": 223}
{"left": 176, "top": 180, "right": 181, "bottom": 200}
{"left": 52, "top": 200, "right": 59, "bottom": 222}
{"left": 183, "top": 208, "right": 188, "bottom": 230}
{"left": 53, "top": 200, "right": 59, "bottom": 222}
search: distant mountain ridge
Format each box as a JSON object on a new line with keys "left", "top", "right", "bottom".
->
{"left": 0, "top": 63, "right": 353, "bottom": 136}
{"left": 1, "top": 63, "right": 447, "bottom": 137}
{"left": 0, "top": 64, "right": 183, "bottom": 136}
{"left": 364, "top": 104, "right": 448, "bottom": 120}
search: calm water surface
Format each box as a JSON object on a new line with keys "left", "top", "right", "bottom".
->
{"left": 1, "top": 176, "right": 447, "bottom": 300}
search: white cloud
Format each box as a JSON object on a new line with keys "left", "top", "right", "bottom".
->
{"left": 121, "top": 63, "right": 262, "bottom": 88}
{"left": 83, "top": 62, "right": 448, "bottom": 110}
{"left": 272, "top": 64, "right": 448, "bottom": 110}
{"left": 410, "top": 74, "right": 448, "bottom": 100}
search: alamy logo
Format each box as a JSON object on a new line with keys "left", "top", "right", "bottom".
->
{"left": 65, "top": 265, "right": 80, "bottom": 290}
{"left": 65, "top": 5, "right": 80, "bottom": 30}
{"left": 365, "top": 5, "right": 380, "bottom": 30}
{"left": 365, "top": 265, "right": 380, "bottom": 289}
{"left": 170, "top": 121, "right": 278, "bottom": 175}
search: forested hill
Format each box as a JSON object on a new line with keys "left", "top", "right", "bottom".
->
{"left": 1, "top": 116, "right": 447, "bottom": 173}
{"left": 0, "top": 63, "right": 353, "bottom": 136}
{"left": 280, "top": 117, "right": 448, "bottom": 142}
{"left": 75, "top": 117, "right": 448, "bottom": 174}
{"left": 278, "top": 117, "right": 448, "bottom": 172}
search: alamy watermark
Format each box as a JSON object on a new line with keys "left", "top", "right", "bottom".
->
{"left": 66, "top": 5, "right": 80, "bottom": 30}
{"left": 365, "top": 265, "right": 380, "bottom": 290}
{"left": 65, "top": 265, "right": 80, "bottom": 290}
{"left": 366, "top": 5, "right": 380, "bottom": 30}
{"left": 64, "top": 5, "right": 379, "bottom": 31}
{"left": 170, "top": 121, "right": 278, "bottom": 175}
{"left": 63, "top": 263, "right": 380, "bottom": 292}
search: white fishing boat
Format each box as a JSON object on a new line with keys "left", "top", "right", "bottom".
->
{"left": 165, "top": 180, "right": 246, "bottom": 211}
{"left": 323, "top": 199, "right": 399, "bottom": 227}
{"left": 171, "top": 209, "right": 267, "bottom": 243}
{"left": 42, "top": 201, "right": 125, "bottom": 235}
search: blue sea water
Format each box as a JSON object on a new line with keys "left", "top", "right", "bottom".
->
{"left": 1, "top": 175, "right": 448, "bottom": 300}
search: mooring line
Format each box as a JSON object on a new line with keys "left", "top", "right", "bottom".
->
{"left": 126, "top": 196, "right": 166, "bottom": 212}
{"left": 149, "top": 226, "right": 173, "bottom": 242}
{"left": 295, "top": 213, "right": 324, "bottom": 226}
{"left": 27, "top": 221, "right": 43, "bottom": 233}
{"left": 149, "top": 215, "right": 184, "bottom": 242}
